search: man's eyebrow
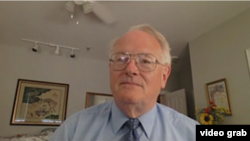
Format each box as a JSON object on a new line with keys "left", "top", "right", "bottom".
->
{"left": 113, "top": 51, "right": 131, "bottom": 54}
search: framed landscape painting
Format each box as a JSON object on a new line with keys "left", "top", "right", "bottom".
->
{"left": 10, "top": 79, "right": 69, "bottom": 126}
{"left": 205, "top": 78, "right": 232, "bottom": 115}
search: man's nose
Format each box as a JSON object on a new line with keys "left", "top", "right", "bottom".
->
{"left": 125, "top": 59, "right": 139, "bottom": 75}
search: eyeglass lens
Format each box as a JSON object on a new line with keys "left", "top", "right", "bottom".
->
{"left": 111, "top": 53, "right": 157, "bottom": 72}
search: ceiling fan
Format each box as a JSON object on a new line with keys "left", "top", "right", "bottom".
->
{"left": 64, "top": 0, "right": 115, "bottom": 25}
{"left": 64, "top": 1, "right": 179, "bottom": 64}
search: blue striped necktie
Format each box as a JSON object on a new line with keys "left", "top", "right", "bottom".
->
{"left": 125, "top": 118, "right": 140, "bottom": 141}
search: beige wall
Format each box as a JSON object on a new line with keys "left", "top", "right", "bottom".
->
{"left": 190, "top": 9, "right": 250, "bottom": 124}
{"left": 0, "top": 44, "right": 111, "bottom": 136}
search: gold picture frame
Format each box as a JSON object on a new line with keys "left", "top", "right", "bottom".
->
{"left": 245, "top": 48, "right": 250, "bottom": 75}
{"left": 85, "top": 92, "right": 113, "bottom": 108}
{"left": 205, "top": 78, "right": 232, "bottom": 115}
{"left": 10, "top": 79, "right": 69, "bottom": 126}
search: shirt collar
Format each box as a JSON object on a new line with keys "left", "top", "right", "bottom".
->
{"left": 111, "top": 101, "right": 157, "bottom": 139}
{"left": 138, "top": 104, "right": 157, "bottom": 138}
{"left": 111, "top": 101, "right": 129, "bottom": 134}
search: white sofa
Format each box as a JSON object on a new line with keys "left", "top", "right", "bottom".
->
{"left": 0, "top": 128, "right": 56, "bottom": 141}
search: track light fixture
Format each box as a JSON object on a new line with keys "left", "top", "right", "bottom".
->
{"left": 32, "top": 42, "right": 38, "bottom": 52}
{"left": 21, "top": 38, "right": 80, "bottom": 58}
{"left": 70, "top": 49, "right": 75, "bottom": 58}
{"left": 55, "top": 46, "right": 60, "bottom": 55}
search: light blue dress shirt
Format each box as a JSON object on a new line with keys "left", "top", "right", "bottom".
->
{"left": 49, "top": 100, "right": 199, "bottom": 141}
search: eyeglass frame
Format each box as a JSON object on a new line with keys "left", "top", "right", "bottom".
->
{"left": 109, "top": 52, "right": 167, "bottom": 72}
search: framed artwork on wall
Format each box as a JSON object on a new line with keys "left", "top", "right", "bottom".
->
{"left": 10, "top": 79, "right": 69, "bottom": 126}
{"left": 85, "top": 92, "right": 113, "bottom": 108}
{"left": 205, "top": 78, "right": 232, "bottom": 115}
{"left": 245, "top": 48, "right": 250, "bottom": 75}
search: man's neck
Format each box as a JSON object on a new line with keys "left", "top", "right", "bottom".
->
{"left": 114, "top": 100, "right": 156, "bottom": 118}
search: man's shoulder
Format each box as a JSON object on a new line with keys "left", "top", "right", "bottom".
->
{"left": 64, "top": 101, "right": 112, "bottom": 124}
{"left": 155, "top": 103, "right": 199, "bottom": 141}
{"left": 156, "top": 103, "right": 199, "bottom": 125}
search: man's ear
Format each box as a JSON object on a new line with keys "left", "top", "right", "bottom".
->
{"left": 161, "top": 65, "right": 171, "bottom": 89}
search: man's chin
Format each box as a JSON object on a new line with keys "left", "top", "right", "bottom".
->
{"left": 117, "top": 95, "right": 143, "bottom": 104}
{"left": 113, "top": 89, "right": 144, "bottom": 102}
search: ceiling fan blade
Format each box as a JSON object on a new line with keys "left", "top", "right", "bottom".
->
{"left": 82, "top": 1, "right": 94, "bottom": 14}
{"left": 64, "top": 1, "right": 75, "bottom": 13}
{"left": 92, "top": 2, "right": 115, "bottom": 24}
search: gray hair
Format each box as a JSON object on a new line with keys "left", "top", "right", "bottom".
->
{"left": 108, "top": 24, "right": 172, "bottom": 65}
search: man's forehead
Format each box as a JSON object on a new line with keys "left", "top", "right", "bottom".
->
{"left": 114, "top": 32, "right": 160, "bottom": 53}
{"left": 116, "top": 30, "right": 160, "bottom": 47}
{"left": 112, "top": 30, "right": 163, "bottom": 60}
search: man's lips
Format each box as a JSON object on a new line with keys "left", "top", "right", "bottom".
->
{"left": 120, "top": 82, "right": 141, "bottom": 87}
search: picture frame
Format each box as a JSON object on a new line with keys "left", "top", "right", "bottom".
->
{"left": 205, "top": 78, "right": 232, "bottom": 115}
{"left": 245, "top": 48, "right": 250, "bottom": 75}
{"left": 10, "top": 79, "right": 69, "bottom": 126}
{"left": 85, "top": 92, "right": 113, "bottom": 108}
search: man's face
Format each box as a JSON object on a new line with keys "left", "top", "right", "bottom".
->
{"left": 109, "top": 30, "right": 171, "bottom": 105}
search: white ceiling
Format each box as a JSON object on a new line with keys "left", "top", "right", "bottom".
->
{"left": 1, "top": 1, "right": 250, "bottom": 61}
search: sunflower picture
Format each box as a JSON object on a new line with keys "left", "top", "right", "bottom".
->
{"left": 196, "top": 101, "right": 230, "bottom": 125}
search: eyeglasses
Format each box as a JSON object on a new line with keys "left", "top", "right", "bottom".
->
{"left": 109, "top": 52, "right": 165, "bottom": 72}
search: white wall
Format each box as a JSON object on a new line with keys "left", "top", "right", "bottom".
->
{"left": 0, "top": 44, "right": 111, "bottom": 136}
{"left": 190, "top": 8, "right": 250, "bottom": 124}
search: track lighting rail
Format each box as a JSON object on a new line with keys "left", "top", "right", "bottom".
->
{"left": 21, "top": 38, "right": 80, "bottom": 58}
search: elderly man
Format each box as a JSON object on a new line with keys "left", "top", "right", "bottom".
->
{"left": 49, "top": 24, "right": 199, "bottom": 141}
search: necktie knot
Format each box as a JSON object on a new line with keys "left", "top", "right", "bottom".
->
{"left": 125, "top": 118, "right": 140, "bottom": 130}
{"left": 124, "top": 118, "right": 140, "bottom": 141}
